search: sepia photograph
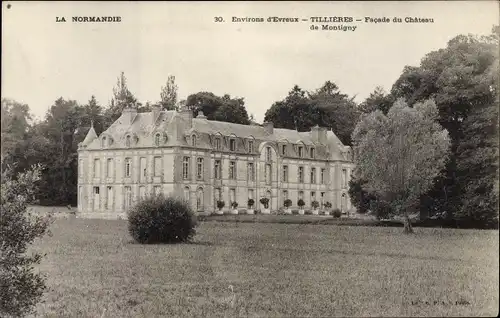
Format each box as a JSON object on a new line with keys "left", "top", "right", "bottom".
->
{"left": 1, "top": 1, "right": 499, "bottom": 317}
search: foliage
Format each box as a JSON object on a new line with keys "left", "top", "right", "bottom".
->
{"left": 284, "top": 199, "right": 292, "bottom": 208}
{"left": 391, "top": 26, "right": 499, "bottom": 224}
{"left": 231, "top": 201, "right": 239, "bottom": 209}
{"left": 358, "top": 86, "right": 394, "bottom": 115}
{"left": 348, "top": 176, "right": 378, "bottom": 214}
{"left": 104, "top": 72, "right": 139, "bottom": 127}
{"left": 158, "top": 75, "right": 178, "bottom": 110}
{"left": 311, "top": 200, "right": 319, "bottom": 209}
{"left": 324, "top": 202, "right": 332, "bottom": 209}
{"left": 185, "top": 92, "right": 250, "bottom": 125}
{"left": 260, "top": 197, "right": 269, "bottom": 209}
{"left": 332, "top": 208, "right": 342, "bottom": 218}
{"left": 352, "top": 98, "right": 451, "bottom": 232}
{"left": 264, "top": 82, "right": 359, "bottom": 145}
{"left": 216, "top": 200, "right": 225, "bottom": 210}
{"left": 0, "top": 164, "right": 53, "bottom": 317}
{"left": 247, "top": 198, "right": 255, "bottom": 208}
{"left": 127, "top": 195, "right": 197, "bottom": 244}
{"left": 369, "top": 200, "right": 394, "bottom": 220}
{"left": 297, "top": 199, "right": 305, "bottom": 208}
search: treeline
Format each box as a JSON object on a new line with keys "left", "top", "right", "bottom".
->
{"left": 1, "top": 26, "right": 498, "bottom": 228}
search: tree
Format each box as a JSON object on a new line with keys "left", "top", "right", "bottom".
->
{"left": 1, "top": 164, "right": 53, "bottom": 317}
{"left": 352, "top": 99, "right": 451, "bottom": 233}
{"left": 185, "top": 92, "right": 250, "bottom": 125}
{"left": 264, "top": 82, "right": 359, "bottom": 145}
{"left": 391, "top": 26, "right": 499, "bottom": 222}
{"left": 104, "top": 72, "right": 138, "bottom": 128}
{"left": 348, "top": 176, "right": 377, "bottom": 214}
{"left": 358, "top": 86, "right": 394, "bottom": 114}
{"left": 158, "top": 75, "right": 178, "bottom": 110}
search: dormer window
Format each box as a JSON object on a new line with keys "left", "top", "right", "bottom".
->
{"left": 192, "top": 135, "right": 197, "bottom": 147}
{"left": 154, "top": 133, "right": 161, "bottom": 146}
{"left": 282, "top": 145, "right": 286, "bottom": 155}
{"left": 229, "top": 139, "right": 236, "bottom": 151}
{"left": 125, "top": 135, "right": 131, "bottom": 148}
{"left": 310, "top": 148, "right": 315, "bottom": 158}
{"left": 215, "top": 138, "right": 221, "bottom": 150}
{"left": 248, "top": 140, "right": 254, "bottom": 153}
{"left": 266, "top": 147, "right": 272, "bottom": 161}
{"left": 298, "top": 146, "right": 303, "bottom": 157}
{"left": 101, "top": 136, "right": 107, "bottom": 148}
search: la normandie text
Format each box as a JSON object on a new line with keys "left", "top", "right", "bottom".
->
{"left": 56, "top": 16, "right": 122, "bottom": 23}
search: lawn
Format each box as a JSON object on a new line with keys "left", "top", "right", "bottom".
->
{"left": 30, "top": 217, "right": 498, "bottom": 317}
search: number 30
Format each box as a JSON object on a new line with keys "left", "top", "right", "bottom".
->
{"left": 214, "top": 17, "right": 223, "bottom": 22}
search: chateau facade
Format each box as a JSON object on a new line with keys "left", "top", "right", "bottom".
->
{"left": 77, "top": 106, "right": 355, "bottom": 219}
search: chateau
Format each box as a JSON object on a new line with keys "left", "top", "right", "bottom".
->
{"left": 77, "top": 105, "right": 355, "bottom": 219}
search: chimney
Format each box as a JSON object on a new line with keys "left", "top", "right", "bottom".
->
{"left": 122, "top": 107, "right": 137, "bottom": 125}
{"left": 311, "top": 125, "right": 327, "bottom": 144}
{"left": 263, "top": 121, "right": 274, "bottom": 134}
{"left": 152, "top": 104, "right": 161, "bottom": 124}
{"left": 178, "top": 105, "right": 193, "bottom": 129}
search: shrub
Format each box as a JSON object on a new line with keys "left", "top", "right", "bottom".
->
{"left": 217, "top": 200, "right": 225, "bottom": 210}
{"left": 128, "top": 195, "right": 197, "bottom": 244}
{"left": 284, "top": 199, "right": 292, "bottom": 208}
{"left": 324, "top": 202, "right": 332, "bottom": 209}
{"left": 260, "top": 197, "right": 269, "bottom": 209}
{"left": 292, "top": 209, "right": 299, "bottom": 215}
{"left": 332, "top": 208, "right": 342, "bottom": 218}
{"left": 248, "top": 198, "right": 255, "bottom": 208}
{"left": 311, "top": 200, "right": 319, "bottom": 209}
{"left": 305, "top": 210, "right": 312, "bottom": 215}
{"left": 231, "top": 201, "right": 238, "bottom": 209}
{"left": 1, "top": 164, "right": 53, "bottom": 317}
{"left": 369, "top": 200, "right": 393, "bottom": 220}
{"left": 297, "top": 199, "right": 305, "bottom": 208}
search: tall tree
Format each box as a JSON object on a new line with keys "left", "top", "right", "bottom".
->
{"left": 104, "top": 72, "right": 138, "bottom": 128}
{"left": 158, "top": 75, "right": 178, "bottom": 110}
{"left": 1, "top": 99, "right": 32, "bottom": 164}
{"left": 264, "top": 82, "right": 359, "bottom": 145}
{"left": 185, "top": 92, "right": 250, "bottom": 125}
{"left": 391, "top": 26, "right": 499, "bottom": 221}
{"left": 358, "top": 86, "right": 394, "bottom": 114}
{"left": 352, "top": 99, "right": 451, "bottom": 233}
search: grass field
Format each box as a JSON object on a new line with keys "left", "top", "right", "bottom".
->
{"left": 30, "top": 217, "right": 498, "bottom": 317}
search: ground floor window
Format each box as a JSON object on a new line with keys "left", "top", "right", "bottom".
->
{"left": 197, "top": 188, "right": 204, "bottom": 211}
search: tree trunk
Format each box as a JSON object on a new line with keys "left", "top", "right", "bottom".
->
{"left": 403, "top": 211, "right": 414, "bottom": 234}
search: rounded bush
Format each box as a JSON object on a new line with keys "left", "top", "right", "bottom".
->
{"left": 127, "top": 195, "right": 197, "bottom": 244}
{"left": 332, "top": 208, "right": 342, "bottom": 218}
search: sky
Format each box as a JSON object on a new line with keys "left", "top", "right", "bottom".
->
{"left": 2, "top": 1, "right": 499, "bottom": 123}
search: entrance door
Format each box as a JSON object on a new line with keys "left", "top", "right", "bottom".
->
{"left": 107, "top": 186, "right": 113, "bottom": 211}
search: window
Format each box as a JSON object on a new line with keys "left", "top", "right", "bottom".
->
{"left": 248, "top": 189, "right": 254, "bottom": 200}
{"left": 93, "top": 159, "right": 100, "bottom": 178}
{"left": 247, "top": 162, "right": 255, "bottom": 181}
{"left": 321, "top": 168, "right": 325, "bottom": 184}
{"left": 197, "top": 158, "right": 204, "bottom": 179}
{"left": 182, "top": 157, "right": 190, "bottom": 179}
{"left": 298, "top": 166, "right": 304, "bottom": 183}
{"left": 282, "top": 145, "right": 286, "bottom": 155}
{"left": 320, "top": 192, "right": 325, "bottom": 206}
{"left": 215, "top": 138, "right": 221, "bottom": 150}
{"left": 229, "top": 161, "right": 236, "bottom": 179}
{"left": 106, "top": 158, "right": 113, "bottom": 178}
{"left": 342, "top": 169, "right": 347, "bottom": 188}
{"left": 311, "top": 168, "right": 316, "bottom": 184}
{"left": 124, "top": 158, "right": 132, "bottom": 177}
{"left": 140, "top": 157, "right": 147, "bottom": 180}
{"left": 266, "top": 147, "right": 272, "bottom": 161}
{"left": 248, "top": 140, "right": 254, "bottom": 153}
{"left": 282, "top": 165, "right": 288, "bottom": 182}
{"left": 230, "top": 188, "right": 236, "bottom": 203}
{"left": 230, "top": 139, "right": 236, "bottom": 151}
{"left": 154, "top": 156, "right": 162, "bottom": 177}
{"left": 101, "top": 136, "right": 107, "bottom": 148}
{"left": 154, "top": 133, "right": 161, "bottom": 146}
{"left": 154, "top": 186, "right": 162, "bottom": 196}
{"left": 298, "top": 146, "right": 303, "bottom": 157}
{"left": 124, "top": 186, "right": 132, "bottom": 209}
{"left": 94, "top": 186, "right": 100, "bottom": 194}
{"left": 197, "top": 188, "right": 204, "bottom": 211}
{"left": 184, "top": 186, "right": 190, "bottom": 203}
{"left": 283, "top": 190, "right": 288, "bottom": 201}
{"left": 192, "top": 135, "right": 197, "bottom": 147}
{"left": 311, "top": 191, "right": 316, "bottom": 201}
{"left": 310, "top": 148, "right": 315, "bottom": 158}
{"left": 214, "top": 160, "right": 221, "bottom": 179}
{"left": 299, "top": 191, "right": 304, "bottom": 200}
{"left": 106, "top": 186, "right": 113, "bottom": 210}
{"left": 215, "top": 188, "right": 222, "bottom": 204}
{"left": 265, "top": 164, "right": 272, "bottom": 184}
{"left": 125, "top": 135, "right": 131, "bottom": 147}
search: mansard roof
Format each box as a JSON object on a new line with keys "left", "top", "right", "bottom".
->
{"left": 80, "top": 125, "right": 98, "bottom": 147}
